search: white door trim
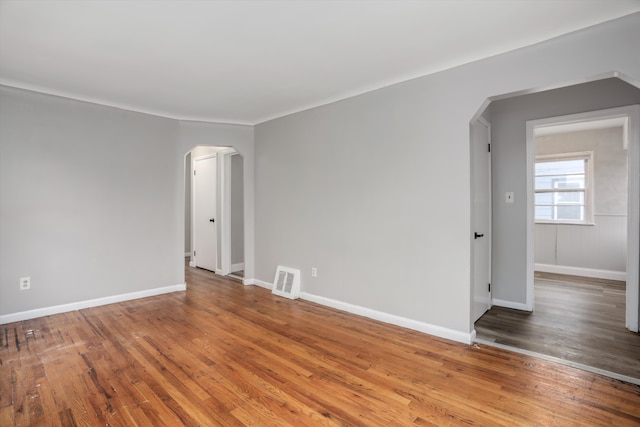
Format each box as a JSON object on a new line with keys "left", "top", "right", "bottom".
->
{"left": 484, "top": 120, "right": 493, "bottom": 314}
{"left": 220, "top": 152, "right": 233, "bottom": 276}
{"left": 525, "top": 105, "right": 640, "bottom": 332}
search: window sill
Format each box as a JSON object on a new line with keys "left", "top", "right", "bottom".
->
{"left": 535, "top": 221, "right": 595, "bottom": 226}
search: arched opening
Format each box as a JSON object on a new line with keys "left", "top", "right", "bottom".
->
{"left": 470, "top": 73, "right": 640, "bottom": 382}
{"left": 184, "top": 145, "right": 245, "bottom": 279}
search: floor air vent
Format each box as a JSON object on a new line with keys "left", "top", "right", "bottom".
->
{"left": 272, "top": 266, "right": 301, "bottom": 300}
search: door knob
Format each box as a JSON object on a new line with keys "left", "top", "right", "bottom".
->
{"left": 210, "top": 218, "right": 215, "bottom": 223}
{"left": 474, "top": 232, "right": 484, "bottom": 239}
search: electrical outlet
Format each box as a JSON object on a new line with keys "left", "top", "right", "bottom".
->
{"left": 20, "top": 277, "right": 30, "bottom": 290}
{"left": 311, "top": 267, "right": 318, "bottom": 278}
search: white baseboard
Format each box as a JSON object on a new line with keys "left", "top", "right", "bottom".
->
{"left": 0, "top": 284, "right": 187, "bottom": 325}
{"left": 535, "top": 263, "right": 626, "bottom": 281}
{"left": 231, "top": 262, "right": 245, "bottom": 272}
{"left": 299, "top": 292, "right": 474, "bottom": 345}
{"left": 184, "top": 252, "right": 191, "bottom": 257}
{"left": 215, "top": 268, "right": 223, "bottom": 275}
{"left": 189, "top": 261, "right": 196, "bottom": 267}
{"left": 248, "top": 278, "right": 273, "bottom": 290}
{"left": 492, "top": 298, "right": 531, "bottom": 311}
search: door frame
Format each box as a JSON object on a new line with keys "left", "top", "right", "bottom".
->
{"left": 471, "top": 117, "right": 493, "bottom": 323}
{"left": 220, "top": 149, "right": 240, "bottom": 276}
{"left": 192, "top": 153, "right": 218, "bottom": 271}
{"left": 525, "top": 105, "right": 640, "bottom": 332}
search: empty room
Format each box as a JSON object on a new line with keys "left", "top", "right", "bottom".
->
{"left": 1, "top": 1, "right": 639, "bottom": 426}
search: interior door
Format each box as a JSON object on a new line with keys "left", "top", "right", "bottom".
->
{"left": 472, "top": 120, "right": 492, "bottom": 322}
{"left": 194, "top": 155, "right": 217, "bottom": 271}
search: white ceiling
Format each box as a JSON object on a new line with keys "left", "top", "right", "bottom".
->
{"left": 1, "top": 1, "right": 639, "bottom": 125}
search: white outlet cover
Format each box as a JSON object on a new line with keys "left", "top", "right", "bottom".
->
{"left": 505, "top": 192, "right": 515, "bottom": 204}
{"left": 20, "top": 276, "right": 30, "bottom": 290}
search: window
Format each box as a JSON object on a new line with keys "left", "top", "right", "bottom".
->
{"left": 535, "top": 152, "right": 593, "bottom": 224}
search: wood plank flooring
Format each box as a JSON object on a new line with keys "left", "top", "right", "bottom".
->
{"left": 475, "top": 272, "right": 640, "bottom": 380}
{"left": 1, "top": 266, "right": 640, "bottom": 426}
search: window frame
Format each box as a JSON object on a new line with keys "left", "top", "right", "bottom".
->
{"left": 534, "top": 151, "right": 594, "bottom": 225}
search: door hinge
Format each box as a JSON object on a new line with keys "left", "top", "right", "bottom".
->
{"left": 193, "top": 250, "right": 196, "bottom": 257}
{"left": 488, "top": 143, "right": 491, "bottom": 152}
{"left": 488, "top": 283, "right": 491, "bottom": 292}
{"left": 194, "top": 170, "right": 196, "bottom": 176}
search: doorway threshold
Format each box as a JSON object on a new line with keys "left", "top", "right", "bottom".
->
{"left": 474, "top": 337, "right": 640, "bottom": 386}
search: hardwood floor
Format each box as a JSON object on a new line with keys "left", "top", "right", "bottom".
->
{"left": 475, "top": 272, "right": 640, "bottom": 380}
{"left": 2, "top": 267, "right": 640, "bottom": 426}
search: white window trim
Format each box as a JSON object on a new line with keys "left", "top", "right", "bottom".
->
{"left": 534, "top": 151, "right": 594, "bottom": 225}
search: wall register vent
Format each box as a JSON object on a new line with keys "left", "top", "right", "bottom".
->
{"left": 272, "top": 266, "right": 301, "bottom": 300}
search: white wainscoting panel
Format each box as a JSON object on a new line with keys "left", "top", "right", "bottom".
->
{"left": 534, "top": 225, "right": 556, "bottom": 265}
{"left": 535, "top": 214, "right": 626, "bottom": 277}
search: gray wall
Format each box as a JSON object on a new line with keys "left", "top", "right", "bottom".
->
{"left": 255, "top": 13, "right": 640, "bottom": 335}
{"left": 535, "top": 127, "right": 627, "bottom": 273}
{"left": 0, "top": 91, "right": 254, "bottom": 319}
{"left": 231, "top": 154, "right": 245, "bottom": 267}
{"left": 491, "top": 79, "right": 640, "bottom": 304}
{"left": 0, "top": 86, "right": 181, "bottom": 315}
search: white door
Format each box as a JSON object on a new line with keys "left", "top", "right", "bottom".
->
{"left": 472, "top": 120, "right": 492, "bottom": 322}
{"left": 194, "top": 155, "right": 217, "bottom": 271}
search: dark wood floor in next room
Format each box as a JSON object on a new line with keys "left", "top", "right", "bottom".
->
{"left": 1, "top": 266, "right": 639, "bottom": 426}
{"left": 475, "top": 272, "right": 640, "bottom": 380}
